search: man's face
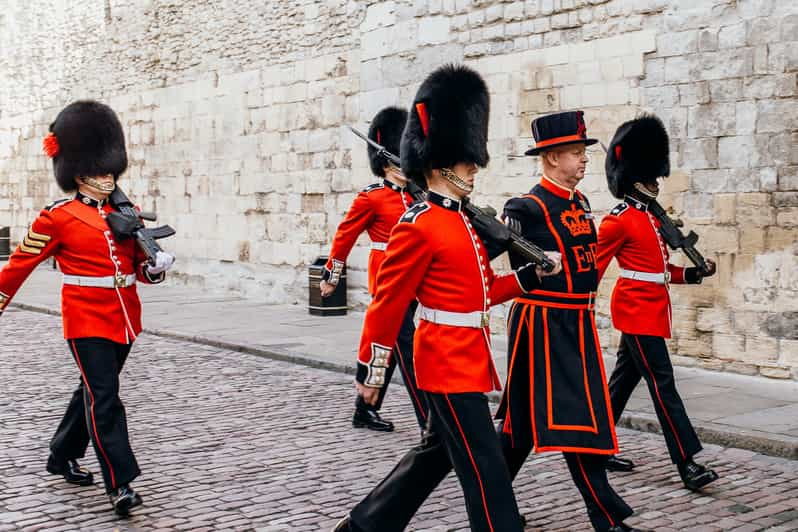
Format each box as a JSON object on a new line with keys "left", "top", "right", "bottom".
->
{"left": 451, "top": 161, "right": 478, "bottom": 190}
{"left": 429, "top": 162, "right": 478, "bottom": 199}
{"left": 641, "top": 179, "right": 660, "bottom": 195}
{"left": 76, "top": 174, "right": 116, "bottom": 197}
{"left": 556, "top": 145, "right": 588, "bottom": 180}
{"left": 383, "top": 164, "right": 406, "bottom": 184}
{"left": 544, "top": 144, "right": 588, "bottom": 189}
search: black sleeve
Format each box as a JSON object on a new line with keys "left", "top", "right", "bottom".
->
{"left": 503, "top": 197, "right": 544, "bottom": 269}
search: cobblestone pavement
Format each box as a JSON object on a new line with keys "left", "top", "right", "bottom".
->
{"left": 1, "top": 309, "right": 797, "bottom": 532}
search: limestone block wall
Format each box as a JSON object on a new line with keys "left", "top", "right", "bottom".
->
{"left": 0, "top": 0, "right": 796, "bottom": 378}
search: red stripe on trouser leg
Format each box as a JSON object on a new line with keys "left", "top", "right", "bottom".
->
{"left": 577, "top": 454, "right": 614, "bottom": 527}
{"left": 69, "top": 340, "right": 117, "bottom": 489}
{"left": 633, "top": 336, "right": 686, "bottom": 460}
{"left": 395, "top": 342, "right": 427, "bottom": 421}
{"left": 445, "top": 394, "right": 495, "bottom": 532}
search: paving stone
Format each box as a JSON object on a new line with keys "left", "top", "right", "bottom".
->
{"left": 1, "top": 309, "right": 797, "bottom": 530}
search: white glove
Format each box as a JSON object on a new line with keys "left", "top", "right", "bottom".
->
{"left": 537, "top": 251, "right": 563, "bottom": 277}
{"left": 147, "top": 251, "right": 175, "bottom": 275}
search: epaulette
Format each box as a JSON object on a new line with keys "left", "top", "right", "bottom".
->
{"left": 44, "top": 198, "right": 70, "bottom": 211}
{"left": 400, "top": 202, "right": 430, "bottom": 224}
{"left": 362, "top": 182, "right": 385, "bottom": 193}
{"left": 609, "top": 202, "right": 629, "bottom": 216}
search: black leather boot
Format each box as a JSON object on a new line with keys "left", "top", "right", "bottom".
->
{"left": 46, "top": 455, "right": 94, "bottom": 486}
{"left": 352, "top": 398, "right": 394, "bottom": 432}
{"left": 678, "top": 458, "right": 719, "bottom": 491}
{"left": 109, "top": 485, "right": 142, "bottom": 516}
{"left": 332, "top": 516, "right": 366, "bottom": 532}
{"left": 332, "top": 517, "right": 350, "bottom": 532}
{"left": 605, "top": 455, "right": 635, "bottom": 472}
{"left": 608, "top": 524, "right": 648, "bottom": 532}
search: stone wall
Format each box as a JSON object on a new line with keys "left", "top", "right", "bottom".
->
{"left": 0, "top": 0, "right": 796, "bottom": 378}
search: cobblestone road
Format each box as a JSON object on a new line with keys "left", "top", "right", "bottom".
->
{"left": 1, "top": 309, "right": 797, "bottom": 531}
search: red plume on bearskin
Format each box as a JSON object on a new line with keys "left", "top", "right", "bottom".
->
{"left": 401, "top": 64, "right": 490, "bottom": 188}
{"left": 605, "top": 114, "right": 670, "bottom": 199}
{"left": 42, "top": 133, "right": 60, "bottom": 158}
{"left": 47, "top": 100, "right": 128, "bottom": 193}
{"left": 367, "top": 107, "right": 408, "bottom": 177}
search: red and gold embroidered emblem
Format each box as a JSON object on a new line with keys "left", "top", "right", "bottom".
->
{"left": 560, "top": 205, "right": 591, "bottom": 237}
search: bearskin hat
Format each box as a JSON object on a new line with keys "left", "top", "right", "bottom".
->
{"left": 367, "top": 107, "right": 407, "bottom": 177}
{"left": 401, "top": 64, "right": 490, "bottom": 188}
{"left": 605, "top": 114, "right": 670, "bottom": 199}
{"left": 45, "top": 100, "right": 128, "bottom": 193}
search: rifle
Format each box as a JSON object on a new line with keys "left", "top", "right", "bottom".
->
{"left": 346, "top": 125, "right": 555, "bottom": 271}
{"left": 647, "top": 200, "right": 710, "bottom": 274}
{"left": 106, "top": 187, "right": 176, "bottom": 266}
{"left": 462, "top": 199, "right": 555, "bottom": 271}
{"left": 594, "top": 140, "right": 710, "bottom": 274}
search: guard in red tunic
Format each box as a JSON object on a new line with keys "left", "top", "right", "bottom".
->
{"left": 319, "top": 106, "right": 428, "bottom": 432}
{"left": 0, "top": 101, "right": 174, "bottom": 515}
{"left": 496, "top": 111, "right": 640, "bottom": 532}
{"left": 596, "top": 114, "right": 719, "bottom": 491}
{"left": 333, "top": 65, "right": 559, "bottom": 532}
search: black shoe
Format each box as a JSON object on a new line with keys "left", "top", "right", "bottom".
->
{"left": 608, "top": 524, "right": 648, "bottom": 532}
{"left": 46, "top": 456, "right": 94, "bottom": 486}
{"left": 353, "top": 408, "right": 394, "bottom": 432}
{"left": 678, "top": 459, "right": 719, "bottom": 491}
{"left": 605, "top": 455, "right": 636, "bottom": 472}
{"left": 109, "top": 485, "right": 142, "bottom": 516}
{"left": 332, "top": 516, "right": 364, "bottom": 532}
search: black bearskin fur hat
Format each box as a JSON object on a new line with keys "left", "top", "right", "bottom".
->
{"left": 368, "top": 107, "right": 408, "bottom": 177}
{"left": 47, "top": 100, "right": 127, "bottom": 193}
{"left": 605, "top": 114, "right": 670, "bottom": 199}
{"left": 401, "top": 64, "right": 490, "bottom": 188}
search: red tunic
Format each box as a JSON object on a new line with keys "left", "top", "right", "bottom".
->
{"left": 596, "top": 198, "right": 689, "bottom": 339}
{"left": 324, "top": 180, "right": 413, "bottom": 295}
{"left": 0, "top": 194, "right": 165, "bottom": 344}
{"left": 357, "top": 192, "right": 533, "bottom": 394}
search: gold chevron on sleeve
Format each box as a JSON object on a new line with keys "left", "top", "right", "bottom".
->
{"left": 27, "top": 228, "right": 51, "bottom": 242}
{"left": 19, "top": 227, "right": 52, "bottom": 254}
{"left": 23, "top": 236, "right": 46, "bottom": 248}
{"left": 19, "top": 243, "right": 42, "bottom": 254}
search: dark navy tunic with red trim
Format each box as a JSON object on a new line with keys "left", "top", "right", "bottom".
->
{"left": 497, "top": 176, "right": 618, "bottom": 455}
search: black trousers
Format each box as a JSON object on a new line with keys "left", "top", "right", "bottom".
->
{"left": 364, "top": 301, "right": 429, "bottom": 430}
{"left": 350, "top": 392, "right": 522, "bottom": 532}
{"left": 50, "top": 338, "right": 140, "bottom": 492}
{"left": 499, "top": 429, "right": 633, "bottom": 532}
{"left": 608, "top": 333, "right": 702, "bottom": 464}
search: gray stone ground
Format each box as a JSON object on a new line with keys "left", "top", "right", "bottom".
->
{"left": 13, "top": 268, "right": 798, "bottom": 460}
{"left": 1, "top": 309, "right": 797, "bottom": 531}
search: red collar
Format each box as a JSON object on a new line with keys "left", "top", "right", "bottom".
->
{"left": 540, "top": 175, "right": 576, "bottom": 200}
